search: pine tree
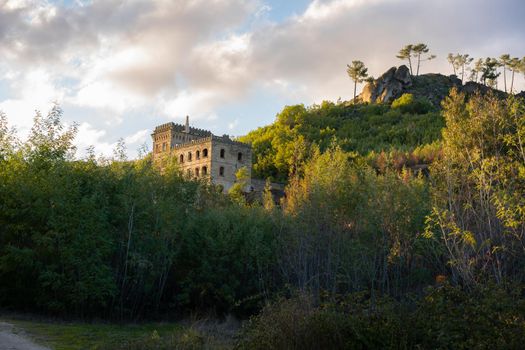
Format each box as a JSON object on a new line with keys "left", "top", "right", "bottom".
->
{"left": 508, "top": 57, "right": 521, "bottom": 93}
{"left": 480, "top": 58, "right": 500, "bottom": 88}
{"left": 499, "top": 54, "right": 511, "bottom": 93}
{"left": 447, "top": 53, "right": 458, "bottom": 75}
{"left": 456, "top": 54, "right": 473, "bottom": 83}
{"left": 346, "top": 60, "right": 369, "bottom": 101}
{"left": 469, "top": 58, "right": 483, "bottom": 83}
{"left": 412, "top": 43, "right": 436, "bottom": 76}
{"left": 396, "top": 45, "right": 414, "bottom": 75}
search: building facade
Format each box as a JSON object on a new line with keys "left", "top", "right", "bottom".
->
{"left": 152, "top": 117, "right": 252, "bottom": 191}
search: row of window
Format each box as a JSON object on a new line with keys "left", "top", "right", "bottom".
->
{"left": 179, "top": 148, "right": 243, "bottom": 163}
{"left": 187, "top": 166, "right": 225, "bottom": 177}
{"left": 180, "top": 148, "right": 208, "bottom": 163}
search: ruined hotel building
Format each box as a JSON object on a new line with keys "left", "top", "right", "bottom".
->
{"left": 151, "top": 116, "right": 252, "bottom": 191}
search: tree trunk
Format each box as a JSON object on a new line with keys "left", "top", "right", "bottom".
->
{"left": 510, "top": 70, "right": 515, "bottom": 93}
{"left": 408, "top": 57, "right": 413, "bottom": 75}
{"left": 120, "top": 202, "right": 135, "bottom": 320}
{"left": 503, "top": 66, "right": 507, "bottom": 92}
{"left": 353, "top": 79, "right": 357, "bottom": 101}
{"left": 416, "top": 54, "right": 421, "bottom": 76}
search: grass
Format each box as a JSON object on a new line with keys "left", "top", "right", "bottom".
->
{"left": 2, "top": 315, "right": 238, "bottom": 350}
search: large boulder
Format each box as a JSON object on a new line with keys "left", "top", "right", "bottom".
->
{"left": 359, "top": 65, "right": 412, "bottom": 104}
{"left": 394, "top": 65, "right": 411, "bottom": 86}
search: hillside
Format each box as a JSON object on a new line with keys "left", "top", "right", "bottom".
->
{"left": 240, "top": 91, "right": 443, "bottom": 181}
{"left": 241, "top": 66, "right": 525, "bottom": 182}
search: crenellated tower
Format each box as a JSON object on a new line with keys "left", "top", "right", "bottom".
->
{"left": 151, "top": 116, "right": 252, "bottom": 191}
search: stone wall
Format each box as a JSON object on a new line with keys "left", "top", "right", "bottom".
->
{"left": 168, "top": 137, "right": 251, "bottom": 191}
{"left": 209, "top": 138, "right": 252, "bottom": 191}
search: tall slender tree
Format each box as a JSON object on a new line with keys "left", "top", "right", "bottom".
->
{"left": 508, "top": 57, "right": 521, "bottom": 93}
{"left": 469, "top": 58, "right": 483, "bottom": 83}
{"left": 412, "top": 43, "right": 436, "bottom": 76}
{"left": 346, "top": 60, "right": 369, "bottom": 101}
{"left": 499, "top": 54, "right": 511, "bottom": 93}
{"left": 396, "top": 45, "right": 414, "bottom": 75}
{"left": 460, "top": 54, "right": 473, "bottom": 83}
{"left": 447, "top": 53, "right": 458, "bottom": 75}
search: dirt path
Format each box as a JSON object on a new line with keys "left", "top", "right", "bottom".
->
{"left": 0, "top": 322, "right": 50, "bottom": 350}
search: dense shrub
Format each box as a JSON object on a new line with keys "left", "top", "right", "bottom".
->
{"left": 237, "top": 285, "right": 525, "bottom": 349}
{"left": 392, "top": 93, "right": 434, "bottom": 114}
{"left": 412, "top": 284, "right": 525, "bottom": 349}
{"left": 236, "top": 294, "right": 409, "bottom": 350}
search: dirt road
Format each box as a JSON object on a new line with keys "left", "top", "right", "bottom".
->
{"left": 0, "top": 322, "right": 49, "bottom": 350}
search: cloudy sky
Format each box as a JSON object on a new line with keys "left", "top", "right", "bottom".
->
{"left": 1, "top": 0, "right": 524, "bottom": 158}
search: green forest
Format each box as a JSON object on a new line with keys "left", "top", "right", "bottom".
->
{"left": 1, "top": 88, "right": 525, "bottom": 348}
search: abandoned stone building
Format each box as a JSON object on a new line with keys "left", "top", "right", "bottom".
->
{"left": 151, "top": 116, "right": 252, "bottom": 191}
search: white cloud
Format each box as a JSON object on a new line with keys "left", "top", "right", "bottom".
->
{"left": 0, "top": 69, "right": 66, "bottom": 136}
{"left": 302, "top": 0, "right": 386, "bottom": 21}
{"left": 75, "top": 122, "right": 115, "bottom": 156}
{"left": 124, "top": 128, "right": 150, "bottom": 145}
{"left": 160, "top": 90, "right": 217, "bottom": 120}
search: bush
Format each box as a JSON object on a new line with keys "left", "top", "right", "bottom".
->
{"left": 236, "top": 294, "right": 409, "bottom": 350}
{"left": 392, "top": 93, "right": 433, "bottom": 114}
{"left": 412, "top": 283, "right": 525, "bottom": 349}
{"left": 236, "top": 286, "right": 525, "bottom": 349}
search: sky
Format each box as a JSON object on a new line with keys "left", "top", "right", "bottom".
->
{"left": 1, "top": 0, "right": 524, "bottom": 158}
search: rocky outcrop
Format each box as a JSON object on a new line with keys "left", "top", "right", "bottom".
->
{"left": 358, "top": 65, "right": 525, "bottom": 107}
{"left": 357, "top": 65, "right": 514, "bottom": 106}
{"left": 360, "top": 65, "right": 412, "bottom": 104}
{"left": 462, "top": 81, "right": 493, "bottom": 95}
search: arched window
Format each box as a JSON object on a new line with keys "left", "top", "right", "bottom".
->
{"left": 187, "top": 169, "right": 191, "bottom": 177}
{"left": 220, "top": 148, "right": 225, "bottom": 158}
{"left": 179, "top": 154, "right": 184, "bottom": 163}
{"left": 202, "top": 166, "right": 207, "bottom": 176}
{"left": 219, "top": 166, "right": 224, "bottom": 176}
{"left": 237, "top": 152, "right": 242, "bottom": 161}
{"left": 162, "top": 143, "right": 167, "bottom": 151}
{"left": 195, "top": 167, "right": 200, "bottom": 177}
{"left": 203, "top": 148, "right": 208, "bottom": 157}
{"left": 196, "top": 150, "right": 200, "bottom": 159}
{"left": 188, "top": 152, "right": 192, "bottom": 161}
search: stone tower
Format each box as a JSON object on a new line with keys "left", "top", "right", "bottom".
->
{"left": 151, "top": 117, "right": 252, "bottom": 191}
